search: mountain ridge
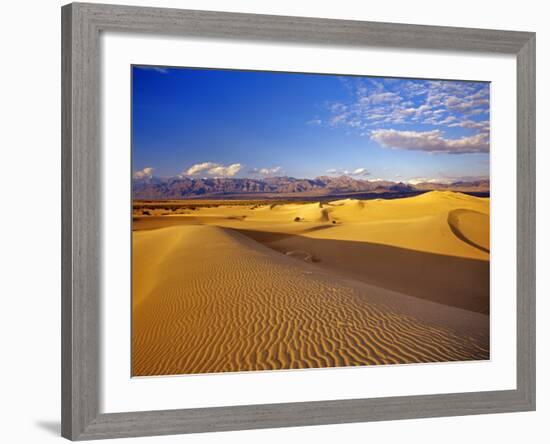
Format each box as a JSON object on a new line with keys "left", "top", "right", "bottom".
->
{"left": 133, "top": 175, "right": 489, "bottom": 200}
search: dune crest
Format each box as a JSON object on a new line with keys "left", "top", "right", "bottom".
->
{"left": 448, "top": 209, "right": 490, "bottom": 253}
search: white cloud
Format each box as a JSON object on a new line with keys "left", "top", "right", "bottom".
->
{"left": 133, "top": 167, "right": 154, "bottom": 179}
{"left": 445, "top": 96, "right": 489, "bottom": 114}
{"left": 450, "top": 120, "right": 490, "bottom": 131}
{"left": 260, "top": 166, "right": 282, "bottom": 175}
{"left": 326, "top": 167, "right": 370, "bottom": 177}
{"left": 370, "top": 129, "right": 489, "bottom": 154}
{"left": 322, "top": 78, "right": 490, "bottom": 146}
{"left": 435, "top": 115, "right": 457, "bottom": 125}
{"left": 351, "top": 167, "right": 369, "bottom": 176}
{"left": 249, "top": 166, "right": 283, "bottom": 177}
{"left": 185, "top": 162, "right": 216, "bottom": 175}
{"left": 208, "top": 164, "right": 242, "bottom": 177}
{"left": 184, "top": 162, "right": 242, "bottom": 177}
{"left": 407, "top": 177, "right": 447, "bottom": 185}
{"left": 364, "top": 91, "right": 401, "bottom": 105}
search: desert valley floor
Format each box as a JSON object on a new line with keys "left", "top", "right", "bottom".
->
{"left": 131, "top": 191, "right": 490, "bottom": 376}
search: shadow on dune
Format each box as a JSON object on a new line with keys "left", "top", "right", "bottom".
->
{"left": 447, "top": 209, "right": 490, "bottom": 254}
{"left": 232, "top": 228, "right": 490, "bottom": 315}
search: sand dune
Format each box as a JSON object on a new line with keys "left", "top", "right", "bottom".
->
{"left": 132, "top": 191, "right": 490, "bottom": 376}
{"left": 135, "top": 191, "right": 490, "bottom": 260}
{"left": 448, "top": 209, "right": 490, "bottom": 253}
{"left": 133, "top": 223, "right": 489, "bottom": 376}
{"left": 314, "top": 192, "right": 490, "bottom": 260}
{"left": 234, "top": 230, "right": 489, "bottom": 314}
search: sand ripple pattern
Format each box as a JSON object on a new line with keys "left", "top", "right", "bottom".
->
{"left": 132, "top": 225, "right": 489, "bottom": 376}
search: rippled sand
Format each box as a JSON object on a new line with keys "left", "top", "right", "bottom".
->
{"left": 132, "top": 192, "right": 489, "bottom": 376}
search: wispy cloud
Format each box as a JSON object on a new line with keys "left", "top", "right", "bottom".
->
{"left": 323, "top": 77, "right": 489, "bottom": 154}
{"left": 133, "top": 167, "right": 154, "bottom": 179}
{"left": 370, "top": 129, "right": 489, "bottom": 154}
{"left": 306, "top": 118, "right": 322, "bottom": 125}
{"left": 183, "top": 162, "right": 242, "bottom": 178}
{"left": 449, "top": 119, "right": 490, "bottom": 131}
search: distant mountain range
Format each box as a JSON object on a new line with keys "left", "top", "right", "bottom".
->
{"left": 133, "top": 175, "right": 490, "bottom": 200}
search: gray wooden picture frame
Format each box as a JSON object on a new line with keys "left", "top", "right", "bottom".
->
{"left": 61, "top": 2, "right": 536, "bottom": 440}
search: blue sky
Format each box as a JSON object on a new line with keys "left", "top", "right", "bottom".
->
{"left": 132, "top": 66, "right": 490, "bottom": 184}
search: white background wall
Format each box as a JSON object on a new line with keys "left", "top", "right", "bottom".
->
{"left": 0, "top": 0, "right": 546, "bottom": 443}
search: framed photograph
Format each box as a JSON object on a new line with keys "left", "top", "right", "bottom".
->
{"left": 61, "top": 2, "right": 536, "bottom": 440}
